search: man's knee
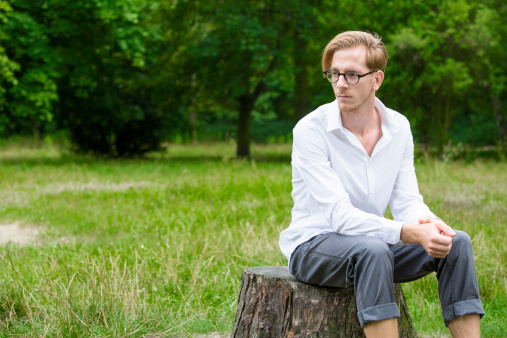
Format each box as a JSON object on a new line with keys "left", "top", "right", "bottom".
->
{"left": 442, "top": 230, "right": 476, "bottom": 272}
{"left": 357, "top": 238, "right": 393, "bottom": 266}
{"left": 451, "top": 230, "right": 473, "bottom": 253}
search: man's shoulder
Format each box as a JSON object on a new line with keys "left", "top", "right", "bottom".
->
{"left": 294, "top": 100, "right": 336, "bottom": 132}
{"left": 387, "top": 107, "right": 410, "bottom": 125}
{"left": 377, "top": 100, "right": 411, "bottom": 133}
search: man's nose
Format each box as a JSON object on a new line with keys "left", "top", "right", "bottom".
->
{"left": 335, "top": 74, "right": 348, "bottom": 87}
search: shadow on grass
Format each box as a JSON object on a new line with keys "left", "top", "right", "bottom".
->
{"left": 0, "top": 150, "right": 292, "bottom": 167}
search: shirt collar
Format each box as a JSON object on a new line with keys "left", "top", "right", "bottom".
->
{"left": 326, "top": 100, "right": 341, "bottom": 132}
{"left": 326, "top": 97, "right": 400, "bottom": 134}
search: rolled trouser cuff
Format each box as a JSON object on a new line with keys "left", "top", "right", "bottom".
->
{"left": 357, "top": 302, "right": 400, "bottom": 328}
{"left": 442, "top": 299, "right": 485, "bottom": 327}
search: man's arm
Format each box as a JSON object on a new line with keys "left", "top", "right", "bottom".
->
{"left": 387, "top": 126, "right": 457, "bottom": 257}
{"left": 389, "top": 131, "right": 437, "bottom": 225}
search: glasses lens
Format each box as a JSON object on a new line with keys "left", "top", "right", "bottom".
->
{"left": 326, "top": 71, "right": 335, "bottom": 82}
{"left": 346, "top": 73, "right": 359, "bottom": 84}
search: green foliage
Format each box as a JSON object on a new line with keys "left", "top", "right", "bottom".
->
{"left": 51, "top": 0, "right": 167, "bottom": 156}
{"left": 0, "top": 0, "right": 506, "bottom": 157}
{"left": 0, "top": 0, "right": 58, "bottom": 136}
{"left": 167, "top": 1, "right": 301, "bottom": 156}
{"left": 386, "top": 1, "right": 470, "bottom": 150}
{"left": 0, "top": 0, "right": 168, "bottom": 156}
{"left": 384, "top": 0, "right": 507, "bottom": 152}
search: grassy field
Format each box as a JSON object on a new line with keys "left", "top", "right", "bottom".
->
{"left": 0, "top": 142, "right": 505, "bottom": 337}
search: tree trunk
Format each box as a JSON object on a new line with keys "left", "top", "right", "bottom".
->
{"left": 188, "top": 111, "right": 197, "bottom": 143}
{"left": 294, "top": 30, "right": 309, "bottom": 124}
{"left": 232, "top": 266, "right": 417, "bottom": 338}
{"left": 491, "top": 93, "right": 506, "bottom": 148}
{"left": 432, "top": 97, "right": 445, "bottom": 158}
{"left": 236, "top": 95, "right": 254, "bottom": 158}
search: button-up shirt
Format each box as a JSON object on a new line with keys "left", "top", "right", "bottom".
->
{"left": 279, "top": 98, "right": 436, "bottom": 261}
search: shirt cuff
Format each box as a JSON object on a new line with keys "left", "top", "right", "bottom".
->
{"left": 382, "top": 219, "right": 405, "bottom": 244}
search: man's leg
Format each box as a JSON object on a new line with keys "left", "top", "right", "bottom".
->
{"left": 289, "top": 233, "right": 400, "bottom": 332}
{"left": 448, "top": 314, "right": 480, "bottom": 338}
{"left": 363, "top": 318, "right": 398, "bottom": 338}
{"left": 391, "top": 230, "right": 484, "bottom": 337}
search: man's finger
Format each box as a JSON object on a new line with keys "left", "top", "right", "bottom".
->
{"left": 418, "top": 215, "right": 432, "bottom": 224}
{"left": 434, "top": 221, "right": 456, "bottom": 237}
{"left": 431, "top": 233, "right": 453, "bottom": 246}
{"left": 427, "top": 238, "right": 453, "bottom": 257}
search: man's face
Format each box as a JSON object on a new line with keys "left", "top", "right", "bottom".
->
{"left": 329, "top": 45, "right": 383, "bottom": 113}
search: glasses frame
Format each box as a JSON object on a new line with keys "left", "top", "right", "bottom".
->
{"left": 323, "top": 69, "right": 378, "bottom": 85}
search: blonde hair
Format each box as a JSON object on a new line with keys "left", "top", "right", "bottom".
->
{"left": 321, "top": 31, "right": 388, "bottom": 72}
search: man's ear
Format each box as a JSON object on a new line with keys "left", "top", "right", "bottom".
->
{"left": 373, "top": 70, "right": 384, "bottom": 91}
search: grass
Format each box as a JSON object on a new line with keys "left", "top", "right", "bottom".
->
{"left": 0, "top": 142, "right": 505, "bottom": 337}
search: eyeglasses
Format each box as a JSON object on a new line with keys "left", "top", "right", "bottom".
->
{"left": 323, "top": 70, "right": 378, "bottom": 85}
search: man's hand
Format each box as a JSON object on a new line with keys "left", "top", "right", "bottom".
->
{"left": 401, "top": 216, "right": 456, "bottom": 258}
{"left": 418, "top": 215, "right": 456, "bottom": 237}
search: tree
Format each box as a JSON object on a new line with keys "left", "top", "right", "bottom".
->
{"left": 0, "top": 0, "right": 59, "bottom": 137}
{"left": 183, "top": 2, "right": 296, "bottom": 157}
{"left": 465, "top": 1, "right": 507, "bottom": 148}
{"left": 386, "top": 0, "right": 475, "bottom": 154}
{"left": 0, "top": 0, "right": 167, "bottom": 156}
{"left": 2, "top": 0, "right": 505, "bottom": 156}
{"left": 47, "top": 0, "right": 165, "bottom": 156}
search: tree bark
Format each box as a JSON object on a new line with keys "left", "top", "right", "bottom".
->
{"left": 491, "top": 93, "right": 506, "bottom": 148}
{"left": 232, "top": 266, "right": 417, "bottom": 338}
{"left": 236, "top": 94, "right": 254, "bottom": 158}
{"left": 293, "top": 29, "right": 310, "bottom": 124}
{"left": 235, "top": 37, "right": 279, "bottom": 158}
{"left": 235, "top": 71, "right": 271, "bottom": 158}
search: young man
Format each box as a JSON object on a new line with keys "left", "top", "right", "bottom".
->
{"left": 279, "top": 31, "right": 484, "bottom": 338}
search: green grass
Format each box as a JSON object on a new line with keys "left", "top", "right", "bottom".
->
{"left": 0, "top": 142, "right": 505, "bottom": 337}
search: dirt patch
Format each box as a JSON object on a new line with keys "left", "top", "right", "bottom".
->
{"left": 42, "top": 181, "right": 164, "bottom": 195}
{"left": 0, "top": 222, "right": 41, "bottom": 245}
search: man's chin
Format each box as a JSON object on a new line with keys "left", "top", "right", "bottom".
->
{"left": 338, "top": 101, "right": 355, "bottom": 113}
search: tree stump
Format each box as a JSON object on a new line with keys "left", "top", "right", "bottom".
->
{"left": 232, "top": 266, "right": 417, "bottom": 338}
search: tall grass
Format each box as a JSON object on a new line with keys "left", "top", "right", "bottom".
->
{"left": 0, "top": 142, "right": 505, "bottom": 337}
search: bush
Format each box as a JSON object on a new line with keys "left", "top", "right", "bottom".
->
{"left": 60, "top": 86, "right": 167, "bottom": 157}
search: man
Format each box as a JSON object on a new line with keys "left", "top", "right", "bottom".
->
{"left": 279, "top": 31, "right": 484, "bottom": 338}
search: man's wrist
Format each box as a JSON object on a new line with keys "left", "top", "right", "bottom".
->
{"left": 400, "top": 223, "right": 419, "bottom": 245}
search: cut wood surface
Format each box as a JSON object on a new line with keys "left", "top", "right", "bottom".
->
{"left": 232, "top": 266, "right": 417, "bottom": 338}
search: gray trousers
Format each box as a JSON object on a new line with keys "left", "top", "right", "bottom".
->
{"left": 289, "top": 230, "right": 485, "bottom": 328}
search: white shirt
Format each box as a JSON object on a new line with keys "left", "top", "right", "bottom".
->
{"left": 279, "top": 98, "right": 436, "bottom": 261}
